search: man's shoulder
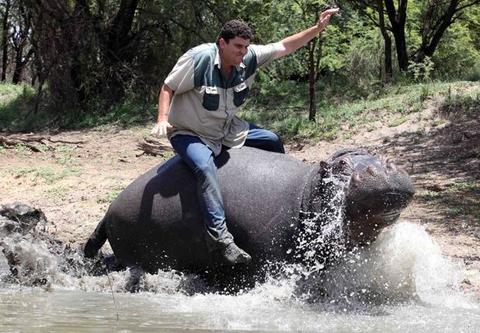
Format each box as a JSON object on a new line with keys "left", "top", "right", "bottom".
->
{"left": 187, "top": 43, "right": 217, "bottom": 63}
{"left": 246, "top": 43, "right": 281, "bottom": 68}
{"left": 248, "top": 43, "right": 279, "bottom": 56}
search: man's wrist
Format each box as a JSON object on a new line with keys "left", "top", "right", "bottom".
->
{"left": 316, "top": 23, "right": 325, "bottom": 33}
{"left": 158, "top": 113, "right": 168, "bottom": 122}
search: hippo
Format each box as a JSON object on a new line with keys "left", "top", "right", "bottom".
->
{"left": 83, "top": 147, "right": 414, "bottom": 285}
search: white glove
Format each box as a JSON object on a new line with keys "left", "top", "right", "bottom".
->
{"left": 151, "top": 121, "right": 171, "bottom": 137}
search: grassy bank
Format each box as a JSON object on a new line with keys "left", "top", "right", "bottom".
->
{"left": 240, "top": 80, "right": 480, "bottom": 142}
{"left": 0, "top": 81, "right": 478, "bottom": 143}
{"left": 0, "top": 84, "right": 157, "bottom": 132}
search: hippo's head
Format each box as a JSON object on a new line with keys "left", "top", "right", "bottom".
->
{"left": 322, "top": 149, "right": 414, "bottom": 247}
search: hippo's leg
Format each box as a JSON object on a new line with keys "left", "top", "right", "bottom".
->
{"left": 125, "top": 265, "right": 145, "bottom": 293}
{"left": 83, "top": 216, "right": 107, "bottom": 258}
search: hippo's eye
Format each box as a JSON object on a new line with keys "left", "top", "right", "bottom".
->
{"left": 338, "top": 159, "right": 351, "bottom": 170}
{"left": 332, "top": 158, "right": 352, "bottom": 174}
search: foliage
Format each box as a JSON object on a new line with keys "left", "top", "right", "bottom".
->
{"left": 408, "top": 56, "right": 435, "bottom": 81}
{"left": 0, "top": 0, "right": 478, "bottom": 129}
{"left": 0, "top": 83, "right": 36, "bottom": 130}
{"left": 241, "top": 81, "right": 478, "bottom": 142}
{"left": 432, "top": 17, "right": 480, "bottom": 80}
{"left": 0, "top": 82, "right": 156, "bottom": 131}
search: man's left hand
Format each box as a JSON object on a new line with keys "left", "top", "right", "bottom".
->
{"left": 317, "top": 7, "right": 340, "bottom": 32}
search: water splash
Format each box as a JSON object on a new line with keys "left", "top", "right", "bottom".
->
{"left": 300, "top": 221, "right": 477, "bottom": 310}
{"left": 0, "top": 205, "right": 476, "bottom": 312}
{"left": 2, "top": 207, "right": 479, "bottom": 332}
{"left": 294, "top": 173, "right": 350, "bottom": 274}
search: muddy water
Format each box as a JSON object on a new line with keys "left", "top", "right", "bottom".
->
{"left": 1, "top": 222, "right": 479, "bottom": 333}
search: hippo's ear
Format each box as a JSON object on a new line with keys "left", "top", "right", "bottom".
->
{"left": 318, "top": 161, "right": 330, "bottom": 176}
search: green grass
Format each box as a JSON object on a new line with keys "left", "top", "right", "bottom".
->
{"left": 441, "top": 88, "right": 480, "bottom": 118}
{"left": 96, "top": 185, "right": 126, "bottom": 204}
{"left": 14, "top": 143, "right": 31, "bottom": 156}
{"left": 8, "top": 166, "right": 81, "bottom": 185}
{"left": 46, "top": 185, "right": 70, "bottom": 200}
{"left": 388, "top": 116, "right": 409, "bottom": 128}
{"left": 1, "top": 81, "right": 478, "bottom": 143}
{"left": 54, "top": 145, "right": 76, "bottom": 165}
{"left": 240, "top": 81, "right": 478, "bottom": 142}
{"left": 0, "top": 83, "right": 156, "bottom": 131}
{"left": 78, "top": 99, "right": 157, "bottom": 129}
{"left": 0, "top": 84, "right": 38, "bottom": 131}
{"left": 96, "top": 190, "right": 122, "bottom": 204}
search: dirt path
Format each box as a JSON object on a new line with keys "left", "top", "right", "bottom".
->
{"left": 1, "top": 88, "right": 479, "bottom": 296}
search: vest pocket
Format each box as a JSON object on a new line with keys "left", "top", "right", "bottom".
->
{"left": 233, "top": 82, "right": 249, "bottom": 107}
{"left": 202, "top": 86, "right": 220, "bottom": 111}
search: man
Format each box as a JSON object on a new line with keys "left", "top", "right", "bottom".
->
{"left": 151, "top": 8, "right": 339, "bottom": 265}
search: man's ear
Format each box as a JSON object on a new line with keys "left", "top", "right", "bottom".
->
{"left": 218, "top": 38, "right": 227, "bottom": 48}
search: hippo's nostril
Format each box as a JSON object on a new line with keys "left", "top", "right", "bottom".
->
{"left": 367, "top": 165, "right": 377, "bottom": 176}
{"left": 386, "top": 161, "right": 397, "bottom": 172}
{"left": 399, "top": 167, "right": 409, "bottom": 175}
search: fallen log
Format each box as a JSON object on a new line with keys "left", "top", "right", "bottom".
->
{"left": 0, "top": 134, "right": 86, "bottom": 152}
{"left": 137, "top": 137, "right": 173, "bottom": 157}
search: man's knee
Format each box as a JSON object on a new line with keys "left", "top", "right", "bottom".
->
{"left": 267, "top": 133, "right": 285, "bottom": 153}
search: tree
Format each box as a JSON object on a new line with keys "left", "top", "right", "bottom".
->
{"left": 350, "top": 0, "right": 480, "bottom": 73}
{"left": 414, "top": 0, "right": 480, "bottom": 63}
{"left": 376, "top": 0, "right": 393, "bottom": 82}
{"left": 1, "top": 0, "right": 10, "bottom": 81}
{"left": 10, "top": 0, "right": 33, "bottom": 84}
{"left": 348, "top": 0, "right": 408, "bottom": 72}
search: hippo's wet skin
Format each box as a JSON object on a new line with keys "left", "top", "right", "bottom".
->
{"left": 84, "top": 147, "right": 414, "bottom": 279}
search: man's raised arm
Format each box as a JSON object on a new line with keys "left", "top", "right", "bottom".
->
{"left": 274, "top": 8, "right": 339, "bottom": 59}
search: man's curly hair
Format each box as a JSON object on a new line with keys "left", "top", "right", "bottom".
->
{"left": 216, "top": 20, "right": 253, "bottom": 44}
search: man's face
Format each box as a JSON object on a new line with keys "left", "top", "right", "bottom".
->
{"left": 218, "top": 36, "right": 250, "bottom": 66}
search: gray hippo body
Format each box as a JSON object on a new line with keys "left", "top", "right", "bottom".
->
{"left": 84, "top": 147, "right": 415, "bottom": 276}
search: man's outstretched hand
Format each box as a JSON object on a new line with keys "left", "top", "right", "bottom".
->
{"left": 317, "top": 7, "right": 340, "bottom": 32}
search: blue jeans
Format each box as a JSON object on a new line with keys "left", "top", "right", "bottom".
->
{"left": 170, "top": 123, "right": 284, "bottom": 250}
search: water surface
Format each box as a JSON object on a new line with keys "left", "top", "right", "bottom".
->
{"left": 1, "top": 222, "right": 479, "bottom": 332}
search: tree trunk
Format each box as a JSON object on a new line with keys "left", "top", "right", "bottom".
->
{"left": 308, "top": 38, "right": 317, "bottom": 122}
{"left": 106, "top": 0, "right": 140, "bottom": 64}
{"left": 12, "top": 52, "right": 24, "bottom": 84}
{"left": 12, "top": 41, "right": 33, "bottom": 84}
{"left": 392, "top": 25, "right": 409, "bottom": 71}
{"left": 384, "top": 35, "right": 392, "bottom": 81}
{"left": 384, "top": 0, "right": 409, "bottom": 72}
{"left": 1, "top": 0, "right": 10, "bottom": 81}
{"left": 376, "top": 0, "right": 392, "bottom": 83}
{"left": 414, "top": 0, "right": 460, "bottom": 63}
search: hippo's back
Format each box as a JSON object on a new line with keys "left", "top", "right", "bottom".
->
{"left": 105, "top": 147, "right": 316, "bottom": 271}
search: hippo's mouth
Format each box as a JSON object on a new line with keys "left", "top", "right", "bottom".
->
{"left": 378, "top": 210, "right": 401, "bottom": 224}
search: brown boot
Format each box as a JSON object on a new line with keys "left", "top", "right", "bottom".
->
{"left": 220, "top": 242, "right": 252, "bottom": 265}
